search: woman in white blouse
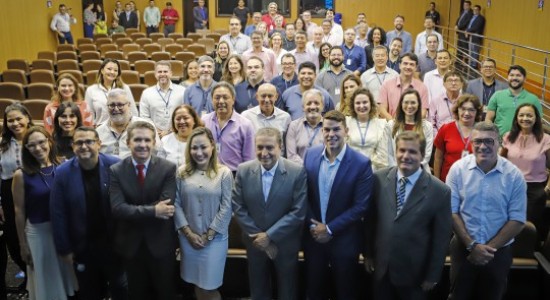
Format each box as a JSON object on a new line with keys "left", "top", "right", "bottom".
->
{"left": 269, "top": 32, "right": 288, "bottom": 75}
{"left": 346, "top": 88, "right": 387, "bottom": 170}
{"left": 158, "top": 105, "right": 203, "bottom": 167}
{"left": 84, "top": 58, "right": 138, "bottom": 126}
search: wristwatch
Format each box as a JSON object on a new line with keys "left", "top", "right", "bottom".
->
{"left": 207, "top": 230, "right": 215, "bottom": 241}
{"left": 466, "top": 240, "right": 478, "bottom": 252}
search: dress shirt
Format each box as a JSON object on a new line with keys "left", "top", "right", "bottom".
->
{"left": 378, "top": 76, "right": 429, "bottom": 117}
{"left": 97, "top": 116, "right": 161, "bottom": 159}
{"left": 321, "top": 33, "right": 342, "bottom": 47}
{"left": 385, "top": 30, "right": 413, "bottom": 53}
{"left": 430, "top": 92, "right": 459, "bottom": 132}
{"left": 183, "top": 80, "right": 216, "bottom": 117}
{"left": 50, "top": 12, "right": 76, "bottom": 32}
{"left": 487, "top": 89, "right": 543, "bottom": 137}
{"left": 306, "top": 22, "right": 319, "bottom": 41}
{"left": 417, "top": 53, "right": 437, "bottom": 79}
{"left": 157, "top": 133, "right": 187, "bottom": 167}
{"left": 139, "top": 82, "right": 186, "bottom": 131}
{"left": 244, "top": 24, "right": 257, "bottom": 36}
{"left": 242, "top": 47, "right": 278, "bottom": 82}
{"left": 0, "top": 138, "right": 21, "bottom": 180}
{"left": 318, "top": 144, "right": 347, "bottom": 223}
{"left": 447, "top": 155, "right": 527, "bottom": 245}
{"left": 84, "top": 83, "right": 138, "bottom": 126}
{"left": 345, "top": 116, "right": 388, "bottom": 170}
{"left": 219, "top": 33, "right": 252, "bottom": 55}
{"left": 285, "top": 117, "right": 324, "bottom": 164}
{"left": 201, "top": 111, "right": 256, "bottom": 171}
{"left": 161, "top": 8, "right": 179, "bottom": 25}
{"left": 290, "top": 48, "right": 319, "bottom": 74}
{"left": 354, "top": 36, "right": 369, "bottom": 48}
{"left": 271, "top": 74, "right": 299, "bottom": 93}
{"left": 329, "top": 23, "right": 344, "bottom": 46}
{"left": 261, "top": 161, "right": 279, "bottom": 202}
{"left": 423, "top": 69, "right": 446, "bottom": 103}
{"left": 414, "top": 30, "right": 444, "bottom": 56}
{"left": 342, "top": 44, "right": 367, "bottom": 73}
{"left": 467, "top": 15, "right": 478, "bottom": 30}
{"left": 315, "top": 68, "right": 353, "bottom": 106}
{"left": 306, "top": 41, "right": 321, "bottom": 57}
{"left": 143, "top": 6, "right": 161, "bottom": 27}
{"left": 360, "top": 67, "right": 399, "bottom": 102}
{"left": 132, "top": 157, "right": 151, "bottom": 176}
{"left": 503, "top": 133, "right": 550, "bottom": 182}
{"left": 396, "top": 167, "right": 422, "bottom": 204}
{"left": 241, "top": 106, "right": 291, "bottom": 134}
{"left": 234, "top": 80, "right": 266, "bottom": 113}
{"left": 280, "top": 85, "right": 335, "bottom": 120}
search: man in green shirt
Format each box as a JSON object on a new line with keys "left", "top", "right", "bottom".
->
{"left": 485, "top": 65, "right": 542, "bottom": 136}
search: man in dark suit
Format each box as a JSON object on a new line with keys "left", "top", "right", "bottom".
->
{"left": 51, "top": 127, "right": 128, "bottom": 300}
{"left": 109, "top": 121, "right": 177, "bottom": 300}
{"left": 465, "top": 5, "right": 486, "bottom": 69}
{"left": 454, "top": 1, "right": 473, "bottom": 65}
{"left": 365, "top": 131, "right": 452, "bottom": 300}
{"left": 193, "top": 0, "right": 208, "bottom": 30}
{"left": 303, "top": 110, "right": 373, "bottom": 300}
{"left": 466, "top": 58, "right": 507, "bottom": 118}
{"left": 232, "top": 127, "right": 307, "bottom": 300}
{"left": 118, "top": 3, "right": 138, "bottom": 29}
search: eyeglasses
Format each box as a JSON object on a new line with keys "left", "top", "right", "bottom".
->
{"left": 472, "top": 138, "right": 495, "bottom": 146}
{"left": 107, "top": 102, "right": 128, "bottom": 110}
{"left": 25, "top": 139, "right": 48, "bottom": 150}
{"left": 481, "top": 65, "right": 495, "bottom": 69}
{"left": 459, "top": 107, "right": 477, "bottom": 113}
{"left": 72, "top": 139, "right": 97, "bottom": 147}
{"left": 281, "top": 62, "right": 295, "bottom": 66}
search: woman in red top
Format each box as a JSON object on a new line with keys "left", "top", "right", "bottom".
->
{"left": 433, "top": 94, "right": 482, "bottom": 181}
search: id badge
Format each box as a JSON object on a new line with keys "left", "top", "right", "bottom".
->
{"left": 346, "top": 58, "right": 352, "bottom": 65}
{"left": 483, "top": 106, "right": 488, "bottom": 113}
{"left": 216, "top": 143, "right": 221, "bottom": 153}
{"left": 461, "top": 150, "right": 469, "bottom": 158}
{"left": 334, "top": 88, "right": 341, "bottom": 95}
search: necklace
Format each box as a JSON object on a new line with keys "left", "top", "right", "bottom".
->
{"left": 39, "top": 165, "right": 55, "bottom": 176}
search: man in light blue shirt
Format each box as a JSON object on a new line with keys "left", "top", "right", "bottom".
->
{"left": 183, "top": 55, "right": 217, "bottom": 116}
{"left": 446, "top": 122, "right": 526, "bottom": 300}
{"left": 143, "top": 0, "right": 161, "bottom": 36}
{"left": 385, "top": 15, "right": 413, "bottom": 54}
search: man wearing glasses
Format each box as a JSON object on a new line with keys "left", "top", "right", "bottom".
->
{"left": 446, "top": 122, "right": 526, "bottom": 300}
{"left": 96, "top": 88, "right": 160, "bottom": 158}
{"left": 219, "top": 17, "right": 252, "bottom": 55}
{"left": 465, "top": 58, "right": 507, "bottom": 119}
{"left": 50, "top": 127, "right": 128, "bottom": 299}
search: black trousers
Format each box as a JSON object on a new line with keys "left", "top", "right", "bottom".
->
{"left": 526, "top": 181, "right": 547, "bottom": 241}
{"left": 374, "top": 272, "right": 427, "bottom": 300}
{"left": 448, "top": 236, "right": 512, "bottom": 300}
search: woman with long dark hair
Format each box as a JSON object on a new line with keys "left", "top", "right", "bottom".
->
{"left": 364, "top": 26, "right": 387, "bottom": 69}
{"left": 220, "top": 55, "right": 245, "bottom": 86}
{"left": 159, "top": 105, "right": 203, "bottom": 167}
{"left": 52, "top": 102, "right": 84, "bottom": 160}
{"left": 211, "top": 41, "right": 231, "bottom": 82}
{"left": 318, "top": 42, "right": 331, "bottom": 72}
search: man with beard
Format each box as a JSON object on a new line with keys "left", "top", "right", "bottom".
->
{"left": 423, "top": 49, "right": 452, "bottom": 103}
{"left": 235, "top": 56, "right": 280, "bottom": 113}
{"left": 414, "top": 17, "right": 443, "bottom": 56}
{"left": 139, "top": 61, "right": 186, "bottom": 138}
{"left": 271, "top": 53, "right": 299, "bottom": 93}
{"left": 385, "top": 15, "right": 412, "bottom": 54}
{"left": 243, "top": 31, "right": 277, "bottom": 82}
{"left": 290, "top": 31, "right": 319, "bottom": 73}
{"left": 219, "top": 17, "right": 252, "bottom": 55}
{"left": 342, "top": 28, "right": 367, "bottom": 77}
{"left": 315, "top": 46, "right": 352, "bottom": 105}
{"left": 387, "top": 38, "right": 403, "bottom": 73}
{"left": 466, "top": 58, "right": 507, "bottom": 118}
{"left": 183, "top": 55, "right": 217, "bottom": 117}
{"left": 485, "top": 65, "right": 542, "bottom": 137}
{"left": 97, "top": 89, "right": 161, "bottom": 158}
{"left": 360, "top": 46, "right": 399, "bottom": 102}
{"left": 280, "top": 62, "right": 335, "bottom": 120}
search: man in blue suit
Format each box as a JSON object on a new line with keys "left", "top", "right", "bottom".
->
{"left": 51, "top": 127, "right": 127, "bottom": 300}
{"left": 303, "top": 110, "right": 373, "bottom": 300}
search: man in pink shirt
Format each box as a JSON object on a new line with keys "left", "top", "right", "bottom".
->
{"left": 262, "top": 2, "right": 285, "bottom": 32}
{"left": 242, "top": 31, "right": 278, "bottom": 82}
{"left": 378, "top": 53, "right": 429, "bottom": 120}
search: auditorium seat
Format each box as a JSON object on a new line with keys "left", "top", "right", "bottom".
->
{"left": 0, "top": 82, "right": 25, "bottom": 100}
{"left": 96, "top": 37, "right": 114, "bottom": 49}
{"left": 93, "top": 33, "right": 108, "bottom": 41}
{"left": 57, "top": 51, "right": 78, "bottom": 61}
{"left": 2, "top": 70, "right": 28, "bottom": 86}
{"left": 127, "top": 52, "right": 148, "bottom": 65}
{"left": 80, "top": 51, "right": 101, "bottom": 62}
{"left": 130, "top": 32, "right": 147, "bottom": 41}
{"left": 149, "top": 32, "right": 165, "bottom": 43}
{"left": 31, "top": 60, "right": 54, "bottom": 72}
{"left": 165, "top": 44, "right": 184, "bottom": 59}
{"left": 150, "top": 52, "right": 171, "bottom": 62}
{"left": 57, "top": 59, "right": 80, "bottom": 72}
{"left": 7, "top": 59, "right": 30, "bottom": 74}
{"left": 157, "top": 38, "right": 175, "bottom": 50}
{"left": 511, "top": 221, "right": 539, "bottom": 269}
{"left": 118, "top": 60, "right": 131, "bottom": 71}
{"left": 104, "top": 51, "right": 124, "bottom": 61}
{"left": 176, "top": 38, "right": 193, "bottom": 49}
{"left": 78, "top": 44, "right": 97, "bottom": 53}
{"left": 116, "top": 37, "right": 134, "bottom": 49}
{"left": 82, "top": 60, "right": 103, "bottom": 77}
{"left": 86, "top": 70, "right": 98, "bottom": 85}
{"left": 187, "top": 44, "right": 207, "bottom": 56}
{"left": 195, "top": 29, "right": 210, "bottom": 37}
{"left": 186, "top": 32, "right": 202, "bottom": 42}
{"left": 128, "top": 83, "right": 148, "bottom": 103}
{"left": 167, "top": 33, "right": 183, "bottom": 40}
{"left": 0, "top": 99, "right": 16, "bottom": 121}
{"left": 135, "top": 37, "right": 153, "bottom": 50}
{"left": 169, "top": 60, "right": 183, "bottom": 81}
{"left": 27, "top": 83, "right": 54, "bottom": 100}
{"left": 77, "top": 37, "right": 94, "bottom": 47}
{"left": 143, "top": 43, "right": 162, "bottom": 58}
{"left": 206, "top": 33, "right": 221, "bottom": 43}
{"left": 143, "top": 71, "right": 156, "bottom": 86}
{"left": 37, "top": 51, "right": 57, "bottom": 63}
{"left": 125, "top": 28, "right": 139, "bottom": 35}
{"left": 197, "top": 38, "right": 216, "bottom": 53}
{"left": 121, "top": 70, "right": 140, "bottom": 84}
{"left": 214, "top": 29, "right": 229, "bottom": 35}
{"left": 174, "top": 52, "right": 195, "bottom": 64}
{"left": 134, "top": 60, "right": 155, "bottom": 76}
{"left": 30, "top": 70, "right": 55, "bottom": 84}
{"left": 122, "top": 44, "right": 141, "bottom": 58}
{"left": 99, "top": 43, "right": 118, "bottom": 55}
{"left": 111, "top": 32, "right": 127, "bottom": 42}
{"left": 22, "top": 99, "right": 50, "bottom": 125}
{"left": 57, "top": 44, "right": 76, "bottom": 53}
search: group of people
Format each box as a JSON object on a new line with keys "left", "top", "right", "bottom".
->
{"left": 15, "top": 1, "right": 546, "bottom": 300}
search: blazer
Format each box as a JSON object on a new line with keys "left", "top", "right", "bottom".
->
{"left": 109, "top": 155, "right": 177, "bottom": 259}
{"left": 456, "top": 9, "right": 473, "bottom": 31}
{"left": 366, "top": 167, "right": 452, "bottom": 286}
{"left": 466, "top": 15, "right": 486, "bottom": 44}
{"left": 303, "top": 145, "right": 373, "bottom": 241}
{"left": 50, "top": 153, "right": 120, "bottom": 259}
{"left": 193, "top": 6, "right": 208, "bottom": 30}
{"left": 118, "top": 11, "right": 138, "bottom": 29}
{"left": 465, "top": 77, "right": 508, "bottom": 106}
{"left": 232, "top": 158, "right": 307, "bottom": 253}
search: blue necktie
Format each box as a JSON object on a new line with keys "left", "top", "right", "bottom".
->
{"left": 396, "top": 177, "right": 409, "bottom": 215}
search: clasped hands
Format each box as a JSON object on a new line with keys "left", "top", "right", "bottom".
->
{"left": 249, "top": 232, "right": 278, "bottom": 260}
{"left": 467, "top": 243, "right": 497, "bottom": 266}
{"left": 310, "top": 219, "right": 332, "bottom": 243}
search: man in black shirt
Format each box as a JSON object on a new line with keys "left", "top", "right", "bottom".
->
{"left": 425, "top": 2, "right": 441, "bottom": 31}
{"left": 51, "top": 127, "right": 127, "bottom": 300}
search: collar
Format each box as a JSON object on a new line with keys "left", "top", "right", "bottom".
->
{"left": 397, "top": 166, "right": 422, "bottom": 183}
{"left": 261, "top": 160, "right": 279, "bottom": 175}
{"left": 302, "top": 117, "right": 323, "bottom": 127}
{"left": 322, "top": 144, "right": 347, "bottom": 163}
{"left": 132, "top": 157, "right": 151, "bottom": 169}
{"left": 466, "top": 155, "right": 504, "bottom": 174}
{"left": 156, "top": 82, "right": 173, "bottom": 91}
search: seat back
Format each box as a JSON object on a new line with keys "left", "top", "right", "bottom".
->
{"left": 125, "top": 28, "right": 139, "bottom": 35}
{"left": 99, "top": 43, "right": 118, "bottom": 55}
{"left": 77, "top": 37, "right": 94, "bottom": 46}
{"left": 22, "top": 100, "right": 51, "bottom": 122}
{"left": 82, "top": 60, "right": 103, "bottom": 75}
{"left": 57, "top": 44, "right": 76, "bottom": 52}
{"left": 143, "top": 71, "right": 157, "bottom": 86}
{"left": 186, "top": 32, "right": 202, "bottom": 42}
{"left": 117, "top": 38, "right": 135, "bottom": 49}
{"left": 143, "top": 43, "right": 162, "bottom": 57}
{"left": 158, "top": 38, "right": 175, "bottom": 50}
{"left": 7, "top": 59, "right": 30, "bottom": 73}
{"left": 130, "top": 32, "right": 147, "bottom": 41}
{"left": 0, "top": 83, "right": 25, "bottom": 100}
{"left": 30, "top": 70, "right": 55, "bottom": 84}
{"left": 80, "top": 51, "right": 101, "bottom": 62}
{"left": 37, "top": 51, "right": 57, "bottom": 63}
{"left": 174, "top": 52, "right": 196, "bottom": 64}
{"left": 111, "top": 32, "right": 127, "bottom": 42}
{"left": 187, "top": 44, "right": 207, "bottom": 56}
{"left": 104, "top": 51, "right": 125, "bottom": 60}
{"left": 122, "top": 44, "right": 141, "bottom": 58}
{"left": 78, "top": 44, "right": 97, "bottom": 53}
{"left": 2, "top": 70, "right": 28, "bottom": 85}
{"left": 165, "top": 44, "right": 184, "bottom": 58}
{"left": 56, "top": 59, "right": 80, "bottom": 72}
{"left": 121, "top": 70, "right": 140, "bottom": 84}
{"left": 128, "top": 83, "right": 148, "bottom": 103}
{"left": 176, "top": 38, "right": 193, "bottom": 49}
{"left": 127, "top": 52, "right": 148, "bottom": 64}
{"left": 151, "top": 52, "right": 171, "bottom": 62}
{"left": 197, "top": 38, "right": 215, "bottom": 53}
{"left": 135, "top": 37, "right": 153, "bottom": 49}
{"left": 57, "top": 51, "right": 78, "bottom": 61}
{"left": 134, "top": 60, "right": 156, "bottom": 75}
{"left": 150, "top": 32, "right": 165, "bottom": 43}
{"left": 27, "top": 83, "right": 54, "bottom": 100}
{"left": 31, "top": 59, "right": 54, "bottom": 72}
{"left": 168, "top": 33, "right": 184, "bottom": 40}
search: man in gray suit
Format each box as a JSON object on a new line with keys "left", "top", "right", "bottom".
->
{"left": 110, "top": 120, "right": 177, "bottom": 300}
{"left": 365, "top": 131, "right": 452, "bottom": 300}
{"left": 232, "top": 127, "right": 307, "bottom": 300}
{"left": 466, "top": 58, "right": 507, "bottom": 117}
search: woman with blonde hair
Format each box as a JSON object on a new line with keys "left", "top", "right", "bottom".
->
{"left": 175, "top": 127, "right": 233, "bottom": 300}
{"left": 336, "top": 74, "right": 361, "bottom": 116}
{"left": 212, "top": 41, "right": 231, "bottom": 82}
{"left": 44, "top": 73, "right": 93, "bottom": 133}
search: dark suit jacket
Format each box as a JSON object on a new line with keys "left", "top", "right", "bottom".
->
{"left": 109, "top": 155, "right": 177, "bottom": 259}
{"left": 232, "top": 158, "right": 307, "bottom": 253}
{"left": 456, "top": 9, "right": 473, "bottom": 30}
{"left": 118, "top": 11, "right": 138, "bottom": 29}
{"left": 466, "top": 77, "right": 508, "bottom": 106}
{"left": 51, "top": 153, "right": 120, "bottom": 259}
{"left": 303, "top": 145, "right": 373, "bottom": 251}
{"left": 466, "top": 14, "right": 486, "bottom": 44}
{"left": 366, "top": 167, "right": 452, "bottom": 286}
{"left": 193, "top": 6, "right": 208, "bottom": 30}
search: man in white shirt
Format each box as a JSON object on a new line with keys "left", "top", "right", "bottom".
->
{"left": 50, "top": 4, "right": 77, "bottom": 44}
{"left": 306, "top": 27, "right": 324, "bottom": 56}
{"left": 361, "top": 46, "right": 399, "bottom": 102}
{"left": 414, "top": 17, "right": 444, "bottom": 55}
{"left": 143, "top": 0, "right": 161, "bottom": 36}
{"left": 139, "top": 61, "right": 185, "bottom": 138}
{"left": 302, "top": 10, "right": 318, "bottom": 41}
{"left": 219, "top": 17, "right": 252, "bottom": 55}
{"left": 242, "top": 83, "right": 291, "bottom": 139}
{"left": 324, "top": 9, "right": 343, "bottom": 46}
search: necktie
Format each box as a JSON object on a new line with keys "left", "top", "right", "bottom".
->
{"left": 262, "top": 171, "right": 272, "bottom": 202}
{"left": 136, "top": 164, "right": 145, "bottom": 187}
{"left": 396, "top": 177, "right": 409, "bottom": 215}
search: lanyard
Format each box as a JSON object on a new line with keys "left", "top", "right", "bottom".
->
{"left": 110, "top": 119, "right": 131, "bottom": 155}
{"left": 374, "top": 72, "right": 387, "bottom": 85}
{"left": 356, "top": 119, "right": 371, "bottom": 147}
{"left": 455, "top": 121, "right": 471, "bottom": 150}
{"left": 343, "top": 45, "right": 353, "bottom": 59}
{"left": 157, "top": 87, "right": 172, "bottom": 110}
{"left": 444, "top": 98, "right": 453, "bottom": 118}
{"left": 482, "top": 83, "right": 495, "bottom": 106}
{"left": 305, "top": 123, "right": 321, "bottom": 147}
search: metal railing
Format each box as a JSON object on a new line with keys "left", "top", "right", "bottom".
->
{"left": 436, "top": 25, "right": 550, "bottom": 124}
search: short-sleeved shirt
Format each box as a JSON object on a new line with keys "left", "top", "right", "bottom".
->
{"left": 219, "top": 33, "right": 252, "bottom": 55}
{"left": 360, "top": 67, "right": 399, "bottom": 103}
{"left": 315, "top": 68, "right": 353, "bottom": 106}
{"left": 378, "top": 76, "right": 429, "bottom": 117}
{"left": 183, "top": 80, "right": 216, "bottom": 117}
{"left": 434, "top": 121, "right": 473, "bottom": 181}
{"left": 280, "top": 85, "right": 335, "bottom": 120}
{"left": 487, "top": 89, "right": 542, "bottom": 136}
{"left": 502, "top": 132, "right": 550, "bottom": 182}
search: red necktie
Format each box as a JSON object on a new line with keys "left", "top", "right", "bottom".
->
{"left": 136, "top": 164, "right": 145, "bottom": 187}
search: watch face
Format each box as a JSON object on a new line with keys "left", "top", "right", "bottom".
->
{"left": 207, "top": 235, "right": 214, "bottom": 241}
